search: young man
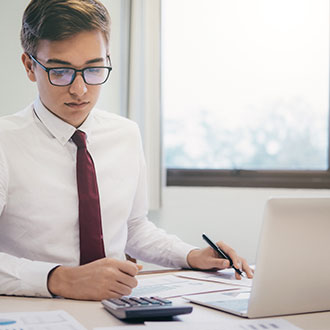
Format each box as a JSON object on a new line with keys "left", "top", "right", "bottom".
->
{"left": 0, "top": 0, "right": 253, "bottom": 301}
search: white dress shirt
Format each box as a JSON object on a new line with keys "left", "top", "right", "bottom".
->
{"left": 0, "top": 98, "right": 196, "bottom": 297}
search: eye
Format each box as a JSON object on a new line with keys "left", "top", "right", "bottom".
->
{"left": 50, "top": 68, "right": 73, "bottom": 77}
{"left": 86, "top": 67, "right": 103, "bottom": 75}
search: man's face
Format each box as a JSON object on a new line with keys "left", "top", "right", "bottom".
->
{"left": 22, "top": 30, "right": 109, "bottom": 127}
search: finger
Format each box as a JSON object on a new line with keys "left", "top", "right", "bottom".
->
{"left": 105, "top": 291, "right": 122, "bottom": 300}
{"left": 109, "top": 281, "right": 133, "bottom": 297}
{"left": 216, "top": 241, "right": 241, "bottom": 270}
{"left": 116, "top": 271, "right": 138, "bottom": 288}
{"left": 234, "top": 269, "right": 242, "bottom": 280}
{"left": 208, "top": 256, "right": 231, "bottom": 270}
{"left": 242, "top": 260, "right": 254, "bottom": 278}
{"left": 116, "top": 260, "right": 140, "bottom": 276}
{"left": 233, "top": 260, "right": 243, "bottom": 280}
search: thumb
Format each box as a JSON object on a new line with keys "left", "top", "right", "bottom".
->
{"left": 210, "top": 258, "right": 230, "bottom": 270}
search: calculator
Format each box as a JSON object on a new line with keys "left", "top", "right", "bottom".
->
{"left": 101, "top": 296, "right": 193, "bottom": 321}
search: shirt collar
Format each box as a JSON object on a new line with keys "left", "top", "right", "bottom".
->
{"left": 33, "top": 98, "right": 94, "bottom": 146}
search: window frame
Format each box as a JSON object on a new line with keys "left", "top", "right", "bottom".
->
{"left": 167, "top": 168, "right": 330, "bottom": 189}
{"left": 163, "top": 1, "right": 330, "bottom": 189}
{"left": 167, "top": 129, "right": 330, "bottom": 188}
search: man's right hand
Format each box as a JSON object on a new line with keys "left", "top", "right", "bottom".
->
{"left": 47, "top": 258, "right": 142, "bottom": 301}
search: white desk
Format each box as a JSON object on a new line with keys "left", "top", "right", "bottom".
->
{"left": 0, "top": 272, "right": 329, "bottom": 330}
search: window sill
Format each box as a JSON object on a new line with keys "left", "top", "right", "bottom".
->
{"left": 167, "top": 169, "right": 330, "bottom": 189}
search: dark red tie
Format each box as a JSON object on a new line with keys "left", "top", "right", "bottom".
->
{"left": 72, "top": 130, "right": 105, "bottom": 265}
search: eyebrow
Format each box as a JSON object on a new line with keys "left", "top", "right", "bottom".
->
{"left": 46, "top": 57, "right": 106, "bottom": 66}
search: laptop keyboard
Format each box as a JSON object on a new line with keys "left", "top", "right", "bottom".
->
{"left": 212, "top": 299, "right": 249, "bottom": 313}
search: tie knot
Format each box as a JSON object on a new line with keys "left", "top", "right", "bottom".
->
{"left": 72, "top": 130, "right": 87, "bottom": 149}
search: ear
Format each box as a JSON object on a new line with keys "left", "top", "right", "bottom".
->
{"left": 21, "top": 52, "right": 36, "bottom": 82}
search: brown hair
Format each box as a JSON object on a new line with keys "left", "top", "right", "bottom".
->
{"left": 21, "top": 0, "right": 111, "bottom": 56}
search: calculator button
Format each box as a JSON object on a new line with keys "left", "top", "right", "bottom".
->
{"left": 151, "top": 297, "right": 172, "bottom": 305}
{"left": 120, "top": 298, "right": 139, "bottom": 306}
{"left": 140, "top": 297, "right": 161, "bottom": 304}
{"left": 129, "top": 297, "right": 150, "bottom": 305}
{"left": 107, "top": 299, "right": 130, "bottom": 307}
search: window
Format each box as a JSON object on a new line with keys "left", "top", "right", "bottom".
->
{"left": 161, "top": 0, "right": 330, "bottom": 188}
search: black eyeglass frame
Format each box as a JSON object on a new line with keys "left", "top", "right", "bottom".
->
{"left": 29, "top": 54, "right": 112, "bottom": 86}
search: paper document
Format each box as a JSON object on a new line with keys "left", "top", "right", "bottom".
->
{"left": 95, "top": 318, "right": 302, "bottom": 330}
{"left": 0, "top": 310, "right": 86, "bottom": 330}
{"left": 132, "top": 274, "right": 239, "bottom": 298}
{"left": 175, "top": 269, "right": 252, "bottom": 288}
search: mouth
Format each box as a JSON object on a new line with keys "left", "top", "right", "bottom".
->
{"left": 64, "top": 101, "right": 90, "bottom": 110}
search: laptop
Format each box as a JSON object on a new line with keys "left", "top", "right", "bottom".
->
{"left": 184, "top": 197, "right": 330, "bottom": 318}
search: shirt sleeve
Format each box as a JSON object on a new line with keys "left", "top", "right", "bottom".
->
{"left": 0, "top": 145, "right": 58, "bottom": 297}
{"left": 125, "top": 129, "right": 198, "bottom": 268}
{"left": 0, "top": 253, "right": 59, "bottom": 297}
{"left": 0, "top": 144, "right": 8, "bottom": 212}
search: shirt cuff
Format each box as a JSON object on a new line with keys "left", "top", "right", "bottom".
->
{"left": 172, "top": 242, "right": 200, "bottom": 269}
{"left": 19, "top": 259, "right": 60, "bottom": 298}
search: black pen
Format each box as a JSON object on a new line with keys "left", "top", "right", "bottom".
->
{"left": 202, "top": 233, "right": 244, "bottom": 277}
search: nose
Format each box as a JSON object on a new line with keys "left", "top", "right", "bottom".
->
{"left": 69, "top": 73, "right": 87, "bottom": 97}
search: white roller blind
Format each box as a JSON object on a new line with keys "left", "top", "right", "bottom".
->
{"left": 127, "top": 0, "right": 162, "bottom": 210}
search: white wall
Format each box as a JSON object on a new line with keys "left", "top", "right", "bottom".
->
{"left": 0, "top": 0, "right": 125, "bottom": 116}
{"left": 149, "top": 187, "right": 330, "bottom": 265}
{"left": 1, "top": 1, "right": 329, "bottom": 268}
{"left": 1, "top": 0, "right": 37, "bottom": 115}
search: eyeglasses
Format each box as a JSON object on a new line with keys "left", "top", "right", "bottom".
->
{"left": 29, "top": 54, "right": 112, "bottom": 86}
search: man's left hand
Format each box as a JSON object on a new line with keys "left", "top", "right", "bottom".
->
{"left": 186, "top": 241, "right": 254, "bottom": 279}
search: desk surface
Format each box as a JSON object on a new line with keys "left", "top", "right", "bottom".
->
{"left": 0, "top": 272, "right": 329, "bottom": 330}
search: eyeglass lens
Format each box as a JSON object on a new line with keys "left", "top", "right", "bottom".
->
{"left": 49, "top": 67, "right": 110, "bottom": 86}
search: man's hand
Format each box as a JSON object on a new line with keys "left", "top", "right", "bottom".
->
{"left": 187, "top": 241, "right": 253, "bottom": 279}
{"left": 47, "top": 258, "right": 142, "bottom": 301}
